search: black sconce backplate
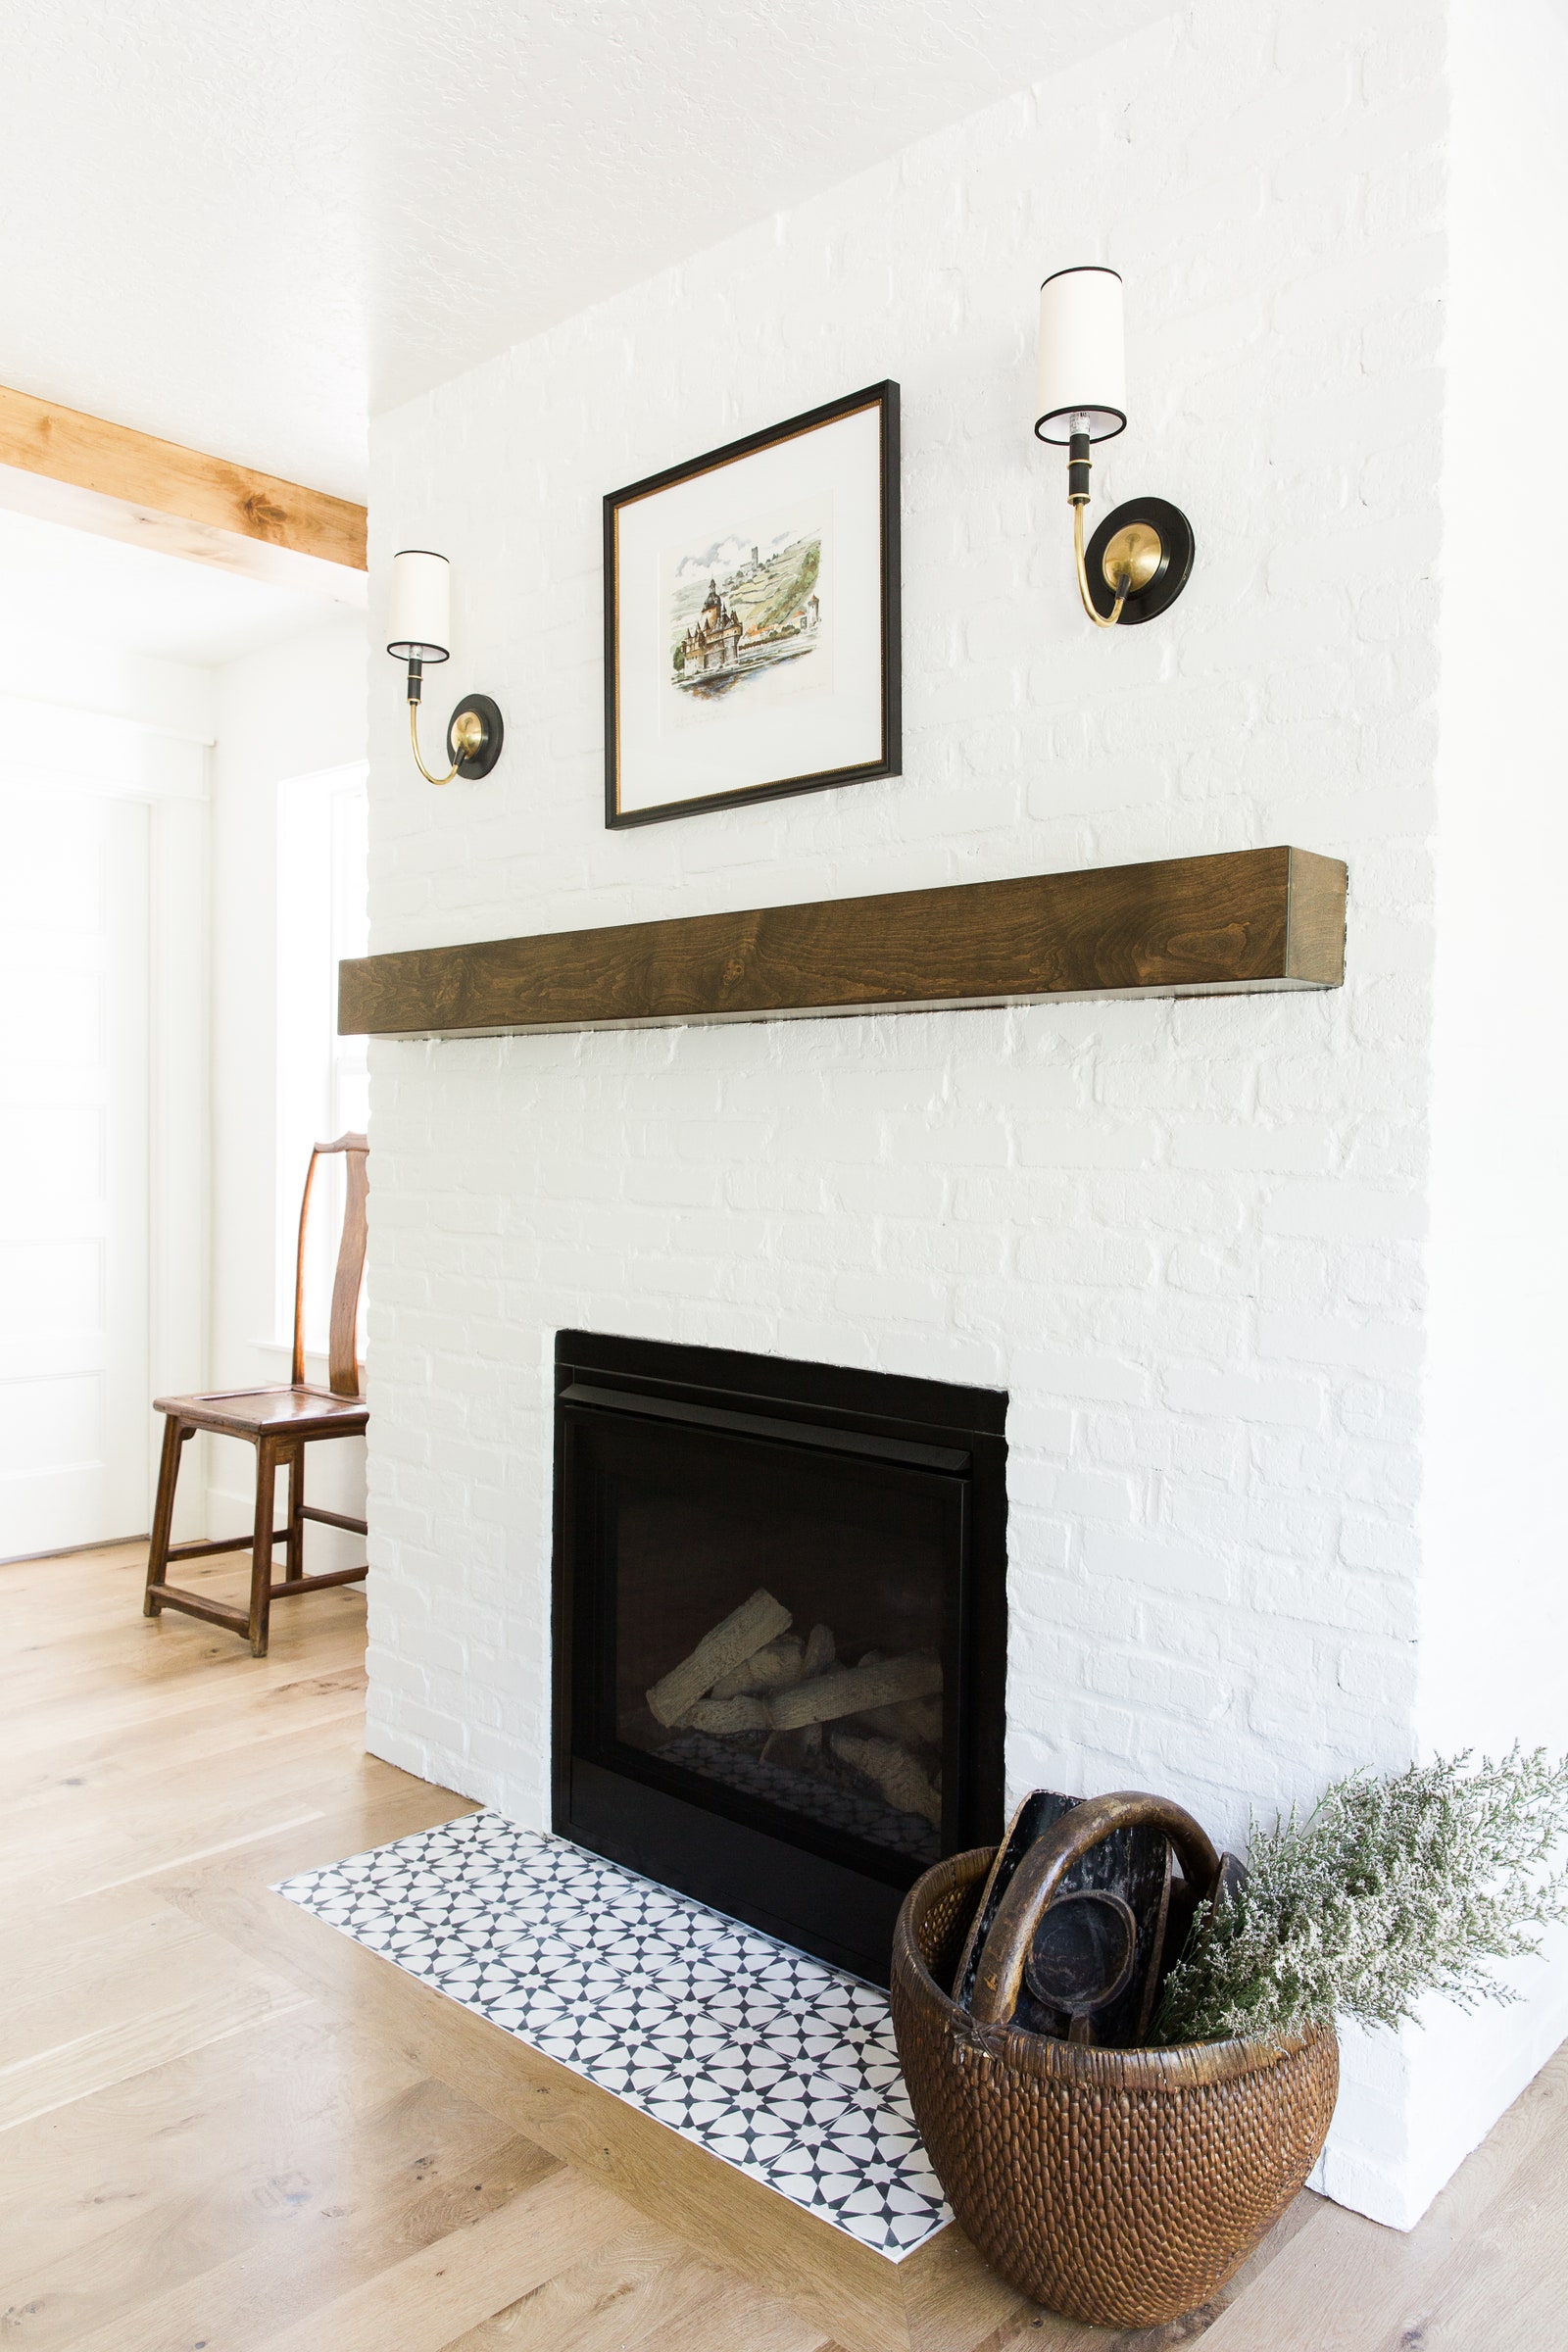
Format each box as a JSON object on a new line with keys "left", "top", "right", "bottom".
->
{"left": 450, "top": 693, "right": 505, "bottom": 779}
{"left": 1085, "top": 497, "right": 1195, "bottom": 625}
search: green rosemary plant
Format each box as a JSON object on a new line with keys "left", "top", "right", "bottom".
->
{"left": 1153, "top": 1747, "right": 1568, "bottom": 2047}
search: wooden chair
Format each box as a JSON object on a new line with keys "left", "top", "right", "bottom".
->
{"left": 143, "top": 1135, "right": 370, "bottom": 1656}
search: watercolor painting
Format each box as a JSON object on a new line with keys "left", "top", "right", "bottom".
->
{"left": 665, "top": 509, "right": 828, "bottom": 710}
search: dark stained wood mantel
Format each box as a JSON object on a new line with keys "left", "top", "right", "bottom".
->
{"left": 338, "top": 846, "right": 1347, "bottom": 1041}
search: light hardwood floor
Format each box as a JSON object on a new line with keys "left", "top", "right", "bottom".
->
{"left": 3, "top": 1541, "right": 1565, "bottom": 2351}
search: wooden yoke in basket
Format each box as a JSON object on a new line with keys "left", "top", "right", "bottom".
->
{"left": 967, "top": 1790, "right": 1221, "bottom": 2029}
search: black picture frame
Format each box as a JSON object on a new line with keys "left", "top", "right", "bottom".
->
{"left": 603, "top": 381, "right": 902, "bottom": 829}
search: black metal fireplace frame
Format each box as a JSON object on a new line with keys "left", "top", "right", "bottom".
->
{"left": 551, "top": 1330, "right": 1007, "bottom": 1984}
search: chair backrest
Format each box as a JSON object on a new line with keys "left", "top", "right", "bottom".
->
{"left": 291, "top": 1134, "right": 369, "bottom": 1397}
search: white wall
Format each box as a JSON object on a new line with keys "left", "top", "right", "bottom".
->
{"left": 1398, "top": 0, "right": 1568, "bottom": 2229}
{"left": 356, "top": 0, "right": 1556, "bottom": 2232}
{"left": 0, "top": 596, "right": 368, "bottom": 1557}
{"left": 3, "top": 627, "right": 217, "bottom": 747}
{"left": 208, "top": 615, "right": 368, "bottom": 1550}
{"left": 0, "top": 634, "right": 212, "bottom": 1547}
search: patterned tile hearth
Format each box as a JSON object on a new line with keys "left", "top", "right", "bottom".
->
{"left": 274, "top": 1810, "right": 950, "bottom": 2260}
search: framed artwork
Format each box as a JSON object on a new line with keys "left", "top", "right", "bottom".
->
{"left": 604, "top": 381, "right": 901, "bottom": 828}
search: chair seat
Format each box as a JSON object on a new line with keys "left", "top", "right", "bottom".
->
{"left": 154, "top": 1385, "right": 368, "bottom": 1440}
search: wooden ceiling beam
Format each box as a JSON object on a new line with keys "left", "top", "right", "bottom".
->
{"left": 0, "top": 382, "right": 367, "bottom": 602}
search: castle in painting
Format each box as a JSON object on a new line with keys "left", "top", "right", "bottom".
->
{"left": 679, "top": 579, "right": 745, "bottom": 676}
{"left": 676, "top": 573, "right": 821, "bottom": 683}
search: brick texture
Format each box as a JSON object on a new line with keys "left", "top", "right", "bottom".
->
{"left": 363, "top": 0, "right": 1454, "bottom": 2228}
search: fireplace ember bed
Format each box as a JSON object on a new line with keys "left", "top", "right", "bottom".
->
{"left": 553, "top": 1332, "right": 1007, "bottom": 1984}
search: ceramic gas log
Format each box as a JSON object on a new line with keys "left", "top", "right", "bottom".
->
{"left": 642, "top": 1590, "right": 945, "bottom": 1847}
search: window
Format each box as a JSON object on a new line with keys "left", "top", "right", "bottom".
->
{"left": 276, "top": 762, "right": 369, "bottom": 1357}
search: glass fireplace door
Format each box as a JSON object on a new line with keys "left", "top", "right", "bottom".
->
{"left": 552, "top": 1335, "right": 1005, "bottom": 1983}
{"left": 567, "top": 1402, "right": 967, "bottom": 1875}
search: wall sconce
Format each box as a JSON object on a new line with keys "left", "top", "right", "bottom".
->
{"left": 386, "top": 549, "right": 504, "bottom": 784}
{"left": 1035, "top": 266, "right": 1194, "bottom": 628}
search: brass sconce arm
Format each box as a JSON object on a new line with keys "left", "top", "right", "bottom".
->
{"left": 408, "top": 687, "right": 459, "bottom": 786}
{"left": 403, "top": 654, "right": 501, "bottom": 787}
{"left": 1073, "top": 496, "right": 1131, "bottom": 629}
{"left": 1068, "top": 425, "right": 1148, "bottom": 629}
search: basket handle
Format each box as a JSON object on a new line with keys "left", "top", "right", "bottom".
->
{"left": 967, "top": 1789, "right": 1221, "bottom": 2027}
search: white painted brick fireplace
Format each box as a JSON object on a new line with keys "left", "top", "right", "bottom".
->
{"left": 361, "top": 0, "right": 1568, "bottom": 2234}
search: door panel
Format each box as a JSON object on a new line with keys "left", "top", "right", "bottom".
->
{"left": 0, "top": 793, "right": 150, "bottom": 1555}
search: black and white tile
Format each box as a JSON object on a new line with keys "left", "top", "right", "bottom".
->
{"left": 274, "top": 1810, "right": 949, "bottom": 2259}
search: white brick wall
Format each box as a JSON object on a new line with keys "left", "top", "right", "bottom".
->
{"left": 1409, "top": 0, "right": 1568, "bottom": 2229}
{"left": 357, "top": 0, "right": 1557, "bottom": 2232}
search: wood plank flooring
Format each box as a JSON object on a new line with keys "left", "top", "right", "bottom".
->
{"left": 2, "top": 1541, "right": 1565, "bottom": 2350}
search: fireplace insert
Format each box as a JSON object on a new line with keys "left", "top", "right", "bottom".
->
{"left": 552, "top": 1331, "right": 1006, "bottom": 1983}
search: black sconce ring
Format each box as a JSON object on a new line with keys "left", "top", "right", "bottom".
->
{"left": 1084, "top": 497, "right": 1196, "bottom": 625}
{"left": 449, "top": 694, "right": 505, "bottom": 779}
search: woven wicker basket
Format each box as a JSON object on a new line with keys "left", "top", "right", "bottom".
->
{"left": 891, "top": 1845, "right": 1339, "bottom": 2329}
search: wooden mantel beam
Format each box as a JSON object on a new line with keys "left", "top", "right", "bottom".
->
{"left": 339, "top": 847, "right": 1348, "bottom": 1042}
{"left": 0, "top": 382, "right": 367, "bottom": 600}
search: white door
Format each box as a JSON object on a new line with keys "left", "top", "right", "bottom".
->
{"left": 0, "top": 792, "right": 151, "bottom": 1557}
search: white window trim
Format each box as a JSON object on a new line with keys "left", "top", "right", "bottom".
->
{"left": 274, "top": 759, "right": 369, "bottom": 1357}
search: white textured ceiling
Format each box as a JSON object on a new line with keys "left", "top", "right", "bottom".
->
{"left": 0, "top": 1, "right": 1164, "bottom": 505}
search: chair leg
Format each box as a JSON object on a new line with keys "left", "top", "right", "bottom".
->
{"left": 285, "top": 1446, "right": 305, "bottom": 1582}
{"left": 144, "top": 1417, "right": 189, "bottom": 1617}
{"left": 247, "top": 1437, "right": 288, "bottom": 1657}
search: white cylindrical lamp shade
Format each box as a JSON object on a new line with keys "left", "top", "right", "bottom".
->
{"left": 1035, "top": 266, "right": 1127, "bottom": 443}
{"left": 386, "top": 549, "right": 452, "bottom": 662}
